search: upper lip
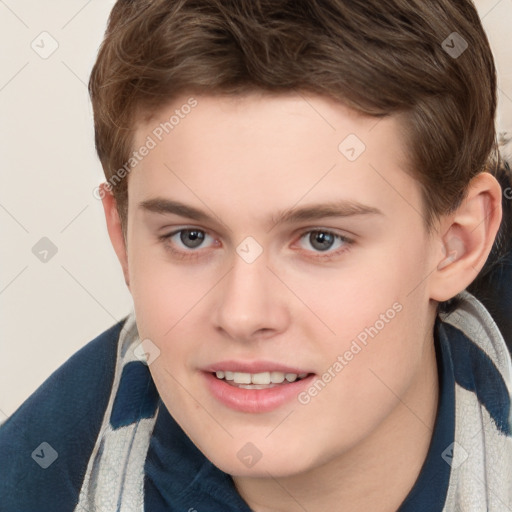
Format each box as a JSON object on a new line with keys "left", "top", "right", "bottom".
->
{"left": 203, "top": 360, "right": 313, "bottom": 374}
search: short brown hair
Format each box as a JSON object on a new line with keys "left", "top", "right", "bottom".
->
{"left": 89, "top": 0, "right": 498, "bottom": 230}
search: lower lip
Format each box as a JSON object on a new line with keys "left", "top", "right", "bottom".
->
{"left": 203, "top": 372, "right": 315, "bottom": 413}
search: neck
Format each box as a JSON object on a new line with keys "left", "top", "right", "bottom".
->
{"left": 233, "top": 339, "right": 439, "bottom": 512}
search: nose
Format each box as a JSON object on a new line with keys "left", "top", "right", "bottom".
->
{"left": 213, "top": 252, "right": 290, "bottom": 342}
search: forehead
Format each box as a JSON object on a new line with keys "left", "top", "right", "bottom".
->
{"left": 129, "top": 92, "right": 422, "bottom": 226}
{"left": 135, "top": 92, "right": 401, "bottom": 160}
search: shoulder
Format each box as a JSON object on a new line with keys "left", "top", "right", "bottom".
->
{"left": 0, "top": 317, "right": 127, "bottom": 511}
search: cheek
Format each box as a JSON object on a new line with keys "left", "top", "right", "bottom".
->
{"left": 288, "top": 236, "right": 433, "bottom": 396}
{"left": 128, "top": 258, "right": 205, "bottom": 409}
{"left": 128, "top": 242, "right": 213, "bottom": 337}
{"left": 289, "top": 238, "right": 430, "bottom": 342}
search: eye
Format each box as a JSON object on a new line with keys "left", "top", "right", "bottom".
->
{"left": 162, "top": 228, "right": 215, "bottom": 250}
{"left": 178, "top": 229, "right": 206, "bottom": 249}
{"left": 298, "top": 230, "right": 350, "bottom": 254}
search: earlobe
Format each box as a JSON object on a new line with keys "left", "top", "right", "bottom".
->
{"left": 100, "top": 183, "right": 130, "bottom": 289}
{"left": 429, "top": 172, "right": 502, "bottom": 302}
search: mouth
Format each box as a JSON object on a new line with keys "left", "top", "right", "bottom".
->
{"left": 202, "top": 364, "right": 315, "bottom": 413}
{"left": 212, "top": 370, "right": 310, "bottom": 389}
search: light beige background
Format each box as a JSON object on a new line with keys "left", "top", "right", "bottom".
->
{"left": 1, "top": 0, "right": 511, "bottom": 419}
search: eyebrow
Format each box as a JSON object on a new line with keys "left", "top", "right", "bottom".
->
{"left": 138, "top": 197, "right": 382, "bottom": 228}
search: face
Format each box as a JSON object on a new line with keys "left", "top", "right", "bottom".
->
{"left": 121, "top": 92, "right": 441, "bottom": 478}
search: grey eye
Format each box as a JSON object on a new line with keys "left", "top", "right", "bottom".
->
{"left": 179, "top": 229, "right": 205, "bottom": 248}
{"left": 308, "top": 231, "right": 335, "bottom": 251}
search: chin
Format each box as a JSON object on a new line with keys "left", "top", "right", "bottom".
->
{"left": 213, "top": 454, "right": 311, "bottom": 479}
{"left": 197, "top": 433, "right": 321, "bottom": 479}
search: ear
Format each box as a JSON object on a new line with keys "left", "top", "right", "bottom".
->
{"left": 100, "top": 183, "right": 130, "bottom": 289}
{"left": 429, "top": 172, "right": 502, "bottom": 302}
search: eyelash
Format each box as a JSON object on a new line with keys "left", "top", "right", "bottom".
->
{"left": 158, "top": 228, "right": 354, "bottom": 262}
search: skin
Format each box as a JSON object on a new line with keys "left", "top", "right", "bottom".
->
{"left": 101, "top": 92, "right": 502, "bottom": 511}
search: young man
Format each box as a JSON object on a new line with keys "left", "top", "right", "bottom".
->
{"left": 1, "top": 1, "right": 511, "bottom": 510}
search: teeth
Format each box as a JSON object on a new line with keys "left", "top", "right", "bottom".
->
{"left": 251, "top": 372, "right": 271, "bottom": 385}
{"left": 238, "top": 383, "right": 273, "bottom": 390}
{"left": 233, "top": 372, "right": 252, "bottom": 384}
{"left": 270, "top": 371, "right": 285, "bottom": 383}
{"left": 214, "top": 370, "right": 307, "bottom": 384}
